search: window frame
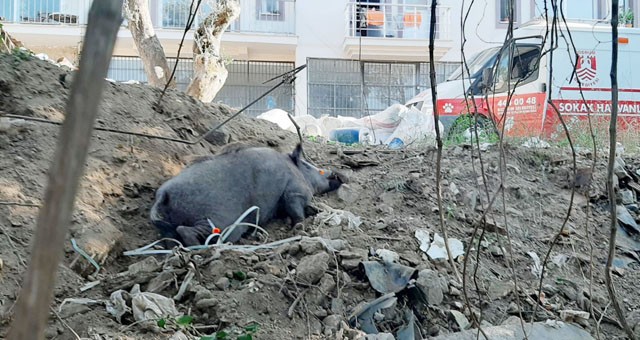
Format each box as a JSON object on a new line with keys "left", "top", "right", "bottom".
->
{"left": 496, "top": 0, "right": 520, "bottom": 28}
{"left": 256, "top": 0, "right": 285, "bottom": 22}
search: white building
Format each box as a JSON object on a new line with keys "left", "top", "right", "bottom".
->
{"left": 1, "top": 0, "right": 636, "bottom": 117}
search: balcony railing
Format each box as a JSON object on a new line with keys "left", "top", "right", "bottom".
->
{"left": 345, "top": 1, "right": 451, "bottom": 40}
{"left": 0, "top": 0, "right": 295, "bottom": 35}
{"left": 0, "top": 0, "right": 90, "bottom": 25}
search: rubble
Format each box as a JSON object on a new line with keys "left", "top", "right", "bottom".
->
{"left": 3, "top": 55, "right": 640, "bottom": 339}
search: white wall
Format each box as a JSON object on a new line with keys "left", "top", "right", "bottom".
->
{"left": 294, "top": 0, "right": 347, "bottom": 116}
{"left": 441, "top": 0, "right": 514, "bottom": 63}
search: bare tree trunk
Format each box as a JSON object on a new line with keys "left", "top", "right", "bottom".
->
{"left": 6, "top": 1, "right": 122, "bottom": 339}
{"left": 186, "top": 0, "right": 240, "bottom": 103}
{"left": 124, "top": 0, "right": 175, "bottom": 88}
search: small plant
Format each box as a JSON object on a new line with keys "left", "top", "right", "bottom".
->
{"left": 621, "top": 8, "right": 634, "bottom": 26}
{"left": 11, "top": 47, "right": 33, "bottom": 61}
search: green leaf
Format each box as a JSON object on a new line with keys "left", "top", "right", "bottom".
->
{"left": 244, "top": 323, "right": 259, "bottom": 333}
{"left": 157, "top": 318, "right": 166, "bottom": 328}
{"left": 200, "top": 336, "right": 216, "bottom": 340}
{"left": 233, "top": 271, "right": 247, "bottom": 281}
{"left": 176, "top": 315, "right": 194, "bottom": 326}
{"left": 215, "top": 331, "right": 229, "bottom": 340}
{"left": 237, "top": 335, "right": 252, "bottom": 340}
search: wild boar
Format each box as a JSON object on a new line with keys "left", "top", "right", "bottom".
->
{"left": 150, "top": 143, "right": 344, "bottom": 246}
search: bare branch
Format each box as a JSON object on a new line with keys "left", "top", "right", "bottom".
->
{"left": 6, "top": 1, "right": 122, "bottom": 338}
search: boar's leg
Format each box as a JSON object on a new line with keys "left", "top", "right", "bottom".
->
{"left": 283, "top": 191, "right": 309, "bottom": 227}
{"left": 176, "top": 224, "right": 212, "bottom": 247}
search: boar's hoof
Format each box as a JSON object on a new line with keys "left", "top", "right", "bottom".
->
{"left": 304, "top": 204, "right": 321, "bottom": 217}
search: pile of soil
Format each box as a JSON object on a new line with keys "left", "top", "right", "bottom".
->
{"left": 0, "top": 55, "right": 639, "bottom": 340}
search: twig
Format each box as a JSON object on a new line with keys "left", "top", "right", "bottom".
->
{"left": 287, "top": 289, "right": 306, "bottom": 319}
{"left": 6, "top": 1, "right": 122, "bottom": 339}
{"left": 605, "top": 3, "right": 635, "bottom": 339}
{"left": 287, "top": 113, "right": 307, "bottom": 159}
{"left": 0, "top": 224, "right": 27, "bottom": 268}
{"left": 174, "top": 267, "right": 196, "bottom": 301}
{"left": 428, "top": 0, "right": 461, "bottom": 283}
{"left": 50, "top": 307, "right": 81, "bottom": 340}
{"left": 0, "top": 201, "right": 40, "bottom": 207}
{"left": 158, "top": 0, "right": 203, "bottom": 104}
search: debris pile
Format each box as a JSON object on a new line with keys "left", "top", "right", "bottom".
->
{"left": 0, "top": 54, "right": 640, "bottom": 339}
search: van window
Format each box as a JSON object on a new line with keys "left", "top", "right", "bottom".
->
{"left": 448, "top": 47, "right": 500, "bottom": 81}
{"left": 494, "top": 44, "right": 541, "bottom": 92}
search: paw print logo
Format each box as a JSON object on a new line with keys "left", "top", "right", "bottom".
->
{"left": 442, "top": 103, "right": 454, "bottom": 113}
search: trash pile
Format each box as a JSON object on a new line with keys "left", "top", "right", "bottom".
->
{"left": 257, "top": 104, "right": 443, "bottom": 148}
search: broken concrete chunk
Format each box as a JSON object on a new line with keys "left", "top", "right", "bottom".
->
{"left": 426, "top": 233, "right": 464, "bottom": 261}
{"left": 296, "top": 252, "right": 330, "bottom": 284}
{"left": 431, "top": 320, "right": 594, "bottom": 340}
{"left": 416, "top": 269, "right": 444, "bottom": 305}
{"left": 449, "top": 310, "right": 470, "bottom": 331}
{"left": 366, "top": 333, "right": 395, "bottom": 340}
{"left": 376, "top": 249, "right": 400, "bottom": 263}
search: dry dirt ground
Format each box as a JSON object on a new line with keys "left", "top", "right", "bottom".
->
{"left": 1, "top": 54, "right": 640, "bottom": 340}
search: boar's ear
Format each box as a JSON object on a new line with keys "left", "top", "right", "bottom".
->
{"left": 289, "top": 143, "right": 303, "bottom": 165}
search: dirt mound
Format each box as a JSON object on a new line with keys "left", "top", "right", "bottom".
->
{"left": 1, "top": 54, "right": 639, "bottom": 340}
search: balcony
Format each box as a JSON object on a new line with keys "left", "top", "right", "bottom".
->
{"left": 0, "top": 0, "right": 295, "bottom": 35}
{"left": 343, "top": 1, "right": 453, "bottom": 61}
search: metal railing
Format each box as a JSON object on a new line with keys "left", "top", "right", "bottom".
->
{"left": 345, "top": 1, "right": 451, "bottom": 40}
{"left": 163, "top": 0, "right": 295, "bottom": 35}
{"left": 0, "top": 0, "right": 295, "bottom": 35}
{"left": 0, "top": 0, "right": 90, "bottom": 25}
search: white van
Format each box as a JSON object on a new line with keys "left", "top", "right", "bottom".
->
{"left": 406, "top": 18, "right": 640, "bottom": 138}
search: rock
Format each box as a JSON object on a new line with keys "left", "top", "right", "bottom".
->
{"left": 488, "top": 281, "right": 513, "bottom": 300}
{"left": 308, "top": 274, "right": 336, "bottom": 304}
{"left": 502, "top": 316, "right": 522, "bottom": 325}
{"left": 300, "top": 240, "right": 324, "bottom": 254}
{"left": 449, "top": 182, "right": 460, "bottom": 196}
{"left": 621, "top": 189, "right": 636, "bottom": 205}
{"left": 489, "top": 245, "right": 505, "bottom": 257}
{"left": 331, "top": 298, "right": 346, "bottom": 315}
{"left": 203, "top": 126, "right": 230, "bottom": 146}
{"left": 310, "top": 317, "right": 323, "bottom": 335}
{"left": 449, "top": 310, "right": 470, "bottom": 331}
{"left": 376, "top": 249, "right": 399, "bottom": 263}
{"left": 366, "top": 333, "right": 395, "bottom": 340}
{"left": 452, "top": 301, "right": 464, "bottom": 310}
{"left": 449, "top": 286, "right": 462, "bottom": 296}
{"left": 195, "top": 298, "right": 217, "bottom": 309}
{"left": 127, "top": 257, "right": 161, "bottom": 275}
{"left": 377, "top": 204, "right": 394, "bottom": 215}
{"left": 215, "top": 277, "right": 230, "bottom": 290}
{"left": 416, "top": 269, "right": 444, "bottom": 305}
{"left": 59, "top": 303, "right": 91, "bottom": 319}
{"left": 464, "top": 190, "right": 479, "bottom": 210}
{"left": 336, "top": 184, "right": 359, "bottom": 204}
{"left": 431, "top": 321, "right": 595, "bottom": 340}
{"left": 296, "top": 252, "right": 330, "bottom": 284}
{"left": 614, "top": 157, "right": 629, "bottom": 179}
{"left": 323, "top": 314, "right": 343, "bottom": 334}
{"left": 194, "top": 287, "right": 214, "bottom": 301}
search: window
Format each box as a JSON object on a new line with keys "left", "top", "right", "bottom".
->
{"left": 257, "top": 0, "right": 285, "bottom": 21}
{"left": 261, "top": 0, "right": 280, "bottom": 14}
{"left": 498, "top": 0, "right": 519, "bottom": 25}
{"left": 493, "top": 44, "right": 541, "bottom": 93}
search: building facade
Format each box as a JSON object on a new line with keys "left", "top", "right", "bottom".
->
{"left": 2, "top": 0, "right": 637, "bottom": 117}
